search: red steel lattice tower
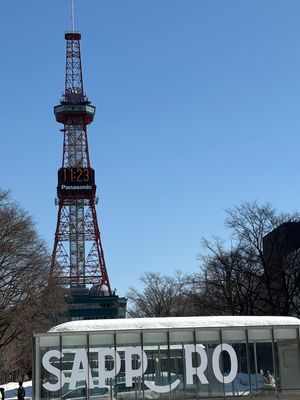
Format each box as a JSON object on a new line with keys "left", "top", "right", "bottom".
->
{"left": 50, "top": 31, "right": 112, "bottom": 296}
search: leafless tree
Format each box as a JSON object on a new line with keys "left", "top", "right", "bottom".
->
{"left": 193, "top": 239, "right": 265, "bottom": 315}
{"left": 127, "top": 271, "right": 196, "bottom": 317}
{"left": 127, "top": 202, "right": 300, "bottom": 319}
{"left": 197, "top": 201, "right": 300, "bottom": 316}
{"left": 0, "top": 190, "right": 66, "bottom": 378}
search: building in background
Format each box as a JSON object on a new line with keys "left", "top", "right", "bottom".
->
{"left": 263, "top": 222, "right": 300, "bottom": 316}
{"left": 263, "top": 222, "right": 300, "bottom": 260}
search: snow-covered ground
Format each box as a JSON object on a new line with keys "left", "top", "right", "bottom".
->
{"left": 0, "top": 381, "right": 32, "bottom": 400}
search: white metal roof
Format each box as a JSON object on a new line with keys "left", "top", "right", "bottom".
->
{"left": 48, "top": 316, "right": 300, "bottom": 333}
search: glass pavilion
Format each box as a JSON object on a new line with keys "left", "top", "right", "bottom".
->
{"left": 33, "top": 316, "right": 300, "bottom": 399}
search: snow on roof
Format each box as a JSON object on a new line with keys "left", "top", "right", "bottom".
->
{"left": 48, "top": 316, "right": 300, "bottom": 334}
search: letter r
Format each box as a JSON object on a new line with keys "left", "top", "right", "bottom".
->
{"left": 184, "top": 344, "right": 208, "bottom": 384}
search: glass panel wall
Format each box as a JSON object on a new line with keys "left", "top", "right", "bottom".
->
{"left": 142, "top": 331, "right": 170, "bottom": 399}
{"left": 34, "top": 324, "right": 300, "bottom": 399}
{"left": 35, "top": 335, "right": 61, "bottom": 400}
{"left": 247, "top": 328, "right": 275, "bottom": 397}
{"left": 169, "top": 330, "right": 194, "bottom": 399}
{"left": 274, "top": 328, "right": 300, "bottom": 394}
{"left": 61, "top": 335, "right": 88, "bottom": 399}
{"left": 115, "top": 332, "right": 142, "bottom": 399}
{"left": 195, "top": 329, "right": 222, "bottom": 398}
{"left": 221, "top": 329, "right": 249, "bottom": 397}
{"left": 89, "top": 332, "right": 115, "bottom": 399}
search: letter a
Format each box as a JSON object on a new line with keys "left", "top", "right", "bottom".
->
{"left": 69, "top": 349, "right": 94, "bottom": 390}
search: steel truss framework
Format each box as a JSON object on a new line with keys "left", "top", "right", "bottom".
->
{"left": 50, "top": 32, "right": 111, "bottom": 294}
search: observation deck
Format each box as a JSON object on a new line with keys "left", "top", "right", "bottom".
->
{"left": 54, "top": 102, "right": 96, "bottom": 124}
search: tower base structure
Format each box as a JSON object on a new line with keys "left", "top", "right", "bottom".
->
{"left": 66, "top": 288, "right": 127, "bottom": 320}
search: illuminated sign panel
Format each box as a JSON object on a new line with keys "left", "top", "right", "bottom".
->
{"left": 57, "top": 167, "right": 96, "bottom": 198}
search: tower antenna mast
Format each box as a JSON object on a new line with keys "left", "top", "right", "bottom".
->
{"left": 71, "top": 0, "right": 75, "bottom": 33}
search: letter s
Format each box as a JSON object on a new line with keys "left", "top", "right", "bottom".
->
{"left": 42, "top": 350, "right": 65, "bottom": 392}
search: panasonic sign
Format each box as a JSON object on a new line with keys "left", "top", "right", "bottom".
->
{"left": 42, "top": 344, "right": 238, "bottom": 394}
{"left": 60, "top": 185, "right": 93, "bottom": 190}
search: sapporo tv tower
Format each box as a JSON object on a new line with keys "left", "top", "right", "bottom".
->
{"left": 50, "top": 2, "right": 127, "bottom": 320}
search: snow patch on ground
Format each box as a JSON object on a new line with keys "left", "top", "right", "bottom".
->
{"left": 0, "top": 381, "right": 32, "bottom": 400}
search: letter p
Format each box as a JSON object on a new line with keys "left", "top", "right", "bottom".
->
{"left": 125, "top": 347, "right": 148, "bottom": 387}
{"left": 98, "top": 348, "right": 121, "bottom": 387}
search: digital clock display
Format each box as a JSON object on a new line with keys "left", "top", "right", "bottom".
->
{"left": 57, "top": 167, "right": 96, "bottom": 199}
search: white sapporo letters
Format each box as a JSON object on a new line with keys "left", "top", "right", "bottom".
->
{"left": 185, "top": 344, "right": 209, "bottom": 384}
{"left": 42, "top": 344, "right": 238, "bottom": 393}
{"left": 125, "top": 347, "right": 148, "bottom": 387}
{"left": 42, "top": 350, "right": 65, "bottom": 391}
{"left": 69, "top": 348, "right": 94, "bottom": 390}
{"left": 98, "top": 348, "right": 121, "bottom": 387}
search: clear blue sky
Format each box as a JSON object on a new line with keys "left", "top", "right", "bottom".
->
{"left": 1, "top": 1, "right": 300, "bottom": 296}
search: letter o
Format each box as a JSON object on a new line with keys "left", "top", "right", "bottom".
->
{"left": 212, "top": 343, "right": 238, "bottom": 383}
